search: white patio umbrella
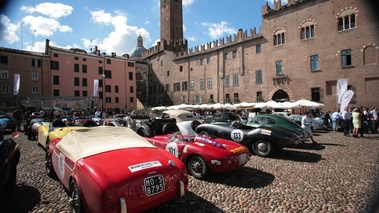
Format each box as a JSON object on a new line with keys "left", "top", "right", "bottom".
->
{"left": 288, "top": 99, "right": 325, "bottom": 108}
{"left": 253, "top": 102, "right": 268, "bottom": 109}
{"left": 265, "top": 100, "right": 287, "bottom": 109}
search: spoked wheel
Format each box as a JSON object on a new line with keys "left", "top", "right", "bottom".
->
{"left": 69, "top": 179, "right": 85, "bottom": 213}
{"left": 252, "top": 140, "right": 273, "bottom": 157}
{"left": 187, "top": 155, "right": 210, "bottom": 179}
{"left": 45, "top": 151, "right": 56, "bottom": 178}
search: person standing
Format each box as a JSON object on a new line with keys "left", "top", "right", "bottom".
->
{"left": 323, "top": 111, "right": 331, "bottom": 130}
{"left": 352, "top": 107, "right": 361, "bottom": 138}
{"left": 12, "top": 107, "right": 23, "bottom": 131}
{"left": 301, "top": 112, "right": 317, "bottom": 144}
{"left": 371, "top": 106, "right": 378, "bottom": 134}
{"left": 331, "top": 110, "right": 340, "bottom": 132}
{"left": 342, "top": 107, "right": 351, "bottom": 136}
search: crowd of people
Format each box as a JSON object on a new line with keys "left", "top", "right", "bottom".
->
{"left": 321, "top": 106, "right": 378, "bottom": 138}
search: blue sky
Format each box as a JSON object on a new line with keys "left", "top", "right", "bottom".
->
{"left": 0, "top": 0, "right": 286, "bottom": 55}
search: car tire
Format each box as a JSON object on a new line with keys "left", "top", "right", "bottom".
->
{"left": 137, "top": 128, "right": 148, "bottom": 137}
{"left": 45, "top": 151, "right": 56, "bottom": 178}
{"left": 197, "top": 131, "right": 210, "bottom": 137}
{"left": 69, "top": 179, "right": 85, "bottom": 213}
{"left": 252, "top": 140, "right": 273, "bottom": 157}
{"left": 187, "top": 155, "right": 210, "bottom": 179}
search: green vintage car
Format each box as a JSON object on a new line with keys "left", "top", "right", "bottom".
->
{"left": 244, "top": 114, "right": 308, "bottom": 140}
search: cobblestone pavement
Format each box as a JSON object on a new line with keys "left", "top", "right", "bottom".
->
{"left": 1, "top": 130, "right": 378, "bottom": 213}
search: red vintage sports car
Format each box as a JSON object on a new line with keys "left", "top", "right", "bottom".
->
{"left": 46, "top": 126, "right": 188, "bottom": 213}
{"left": 144, "top": 133, "right": 250, "bottom": 179}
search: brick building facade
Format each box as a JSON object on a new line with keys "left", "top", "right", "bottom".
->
{"left": 143, "top": 0, "right": 379, "bottom": 112}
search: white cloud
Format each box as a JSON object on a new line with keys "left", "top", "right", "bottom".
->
{"left": 201, "top": 21, "right": 237, "bottom": 40}
{"left": 22, "top": 15, "right": 72, "bottom": 37}
{"left": 0, "top": 14, "right": 20, "bottom": 44}
{"left": 20, "top": 3, "right": 73, "bottom": 19}
{"left": 183, "top": 0, "right": 195, "bottom": 7}
{"left": 84, "top": 10, "right": 151, "bottom": 55}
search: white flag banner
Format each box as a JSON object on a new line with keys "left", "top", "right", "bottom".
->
{"left": 13, "top": 74, "right": 20, "bottom": 96}
{"left": 93, "top": 79, "right": 99, "bottom": 97}
{"left": 340, "top": 90, "right": 354, "bottom": 112}
{"left": 337, "top": 79, "right": 348, "bottom": 104}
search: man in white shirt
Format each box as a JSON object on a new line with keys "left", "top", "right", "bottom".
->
{"left": 301, "top": 112, "right": 317, "bottom": 144}
{"left": 342, "top": 107, "right": 351, "bottom": 136}
{"left": 330, "top": 110, "right": 341, "bottom": 132}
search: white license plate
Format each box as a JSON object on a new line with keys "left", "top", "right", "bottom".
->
{"left": 144, "top": 174, "right": 165, "bottom": 196}
{"left": 239, "top": 153, "right": 248, "bottom": 165}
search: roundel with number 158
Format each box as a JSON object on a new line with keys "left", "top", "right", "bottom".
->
{"left": 230, "top": 129, "right": 244, "bottom": 142}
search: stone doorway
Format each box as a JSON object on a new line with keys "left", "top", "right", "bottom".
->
{"left": 271, "top": 89, "right": 289, "bottom": 102}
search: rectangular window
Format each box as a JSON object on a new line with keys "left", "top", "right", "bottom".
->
{"left": 200, "top": 58, "right": 204, "bottom": 65}
{"left": 207, "top": 78, "right": 212, "bottom": 89}
{"left": 199, "top": 79, "right": 205, "bottom": 90}
{"left": 129, "top": 72, "right": 133, "bottom": 80}
{"left": 32, "top": 72, "right": 39, "bottom": 81}
{"left": 82, "top": 78, "right": 87, "bottom": 87}
{"left": 74, "top": 77, "right": 80, "bottom": 86}
{"left": 53, "top": 76, "right": 59, "bottom": 85}
{"left": 83, "top": 58, "right": 86, "bottom": 62}
{"left": 1, "top": 70, "right": 9, "bottom": 79}
{"left": 1, "top": 85, "right": 9, "bottom": 94}
{"left": 74, "top": 57, "right": 78, "bottom": 60}
{"left": 74, "top": 64, "right": 79, "bottom": 72}
{"left": 165, "top": 84, "right": 170, "bottom": 92}
{"left": 82, "top": 64, "right": 87, "bottom": 73}
{"left": 74, "top": 90, "right": 80, "bottom": 97}
{"left": 256, "top": 44, "right": 261, "bottom": 53}
{"left": 341, "top": 49, "right": 352, "bottom": 67}
{"left": 224, "top": 53, "right": 228, "bottom": 60}
{"left": 255, "top": 70, "right": 262, "bottom": 84}
{"left": 179, "top": 66, "right": 183, "bottom": 72}
{"left": 98, "top": 67, "right": 103, "bottom": 75}
{"left": 276, "top": 60, "right": 283, "bottom": 75}
{"left": 115, "top": 85, "right": 119, "bottom": 93}
{"left": 174, "top": 83, "right": 180, "bottom": 92}
{"left": 207, "top": 57, "right": 210, "bottom": 64}
{"left": 232, "top": 50, "right": 237, "bottom": 59}
{"left": 107, "top": 58, "right": 111, "bottom": 64}
{"left": 50, "top": 61, "right": 59, "bottom": 70}
{"left": 310, "top": 55, "right": 320, "bottom": 71}
{"left": 233, "top": 74, "right": 239, "bottom": 87}
{"left": 225, "top": 93, "right": 230, "bottom": 103}
{"left": 105, "top": 85, "right": 111, "bottom": 93}
{"left": 115, "top": 97, "right": 119, "bottom": 103}
{"left": 31, "top": 59, "right": 41, "bottom": 67}
{"left": 32, "top": 86, "right": 39, "bottom": 94}
{"left": 130, "top": 97, "right": 134, "bottom": 103}
{"left": 0, "top": 56, "right": 8, "bottom": 64}
{"left": 53, "top": 89, "right": 60, "bottom": 96}
{"left": 189, "top": 80, "right": 194, "bottom": 91}
{"left": 136, "top": 73, "right": 141, "bottom": 80}
{"left": 128, "top": 61, "right": 134, "bottom": 67}
{"left": 257, "top": 91, "right": 263, "bottom": 102}
{"left": 130, "top": 86, "right": 134, "bottom": 93}
{"left": 311, "top": 87, "right": 320, "bottom": 102}
{"left": 106, "top": 97, "right": 111, "bottom": 103}
{"left": 224, "top": 75, "right": 230, "bottom": 87}
{"left": 234, "top": 93, "right": 239, "bottom": 103}
{"left": 195, "top": 95, "right": 200, "bottom": 104}
{"left": 53, "top": 53, "right": 58, "bottom": 57}
{"left": 182, "top": 81, "right": 188, "bottom": 91}
{"left": 167, "top": 70, "right": 170, "bottom": 76}
{"left": 82, "top": 91, "right": 88, "bottom": 97}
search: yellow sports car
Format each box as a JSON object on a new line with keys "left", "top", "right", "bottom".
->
{"left": 37, "top": 121, "right": 88, "bottom": 151}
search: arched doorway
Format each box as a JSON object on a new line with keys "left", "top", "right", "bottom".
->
{"left": 271, "top": 90, "right": 289, "bottom": 102}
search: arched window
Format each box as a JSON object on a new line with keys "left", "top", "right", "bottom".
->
{"left": 300, "top": 20, "right": 316, "bottom": 40}
{"left": 337, "top": 8, "right": 357, "bottom": 31}
{"left": 273, "top": 28, "right": 286, "bottom": 46}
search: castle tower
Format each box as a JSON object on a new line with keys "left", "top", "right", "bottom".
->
{"left": 160, "top": 0, "right": 184, "bottom": 42}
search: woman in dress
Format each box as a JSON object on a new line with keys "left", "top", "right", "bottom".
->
{"left": 352, "top": 107, "right": 361, "bottom": 138}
